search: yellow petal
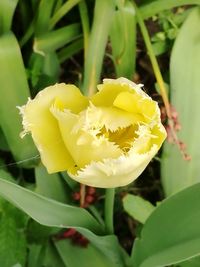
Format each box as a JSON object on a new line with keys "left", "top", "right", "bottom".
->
{"left": 68, "top": 144, "right": 159, "bottom": 188}
{"left": 50, "top": 105, "right": 122, "bottom": 169}
{"left": 20, "top": 83, "right": 88, "bottom": 173}
{"left": 113, "top": 91, "right": 159, "bottom": 123}
{"left": 91, "top": 77, "right": 143, "bottom": 107}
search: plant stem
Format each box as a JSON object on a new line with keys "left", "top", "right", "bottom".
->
{"left": 133, "top": 1, "right": 171, "bottom": 119}
{"left": 104, "top": 188, "right": 115, "bottom": 234}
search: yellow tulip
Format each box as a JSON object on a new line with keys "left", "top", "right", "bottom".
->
{"left": 19, "top": 78, "right": 166, "bottom": 188}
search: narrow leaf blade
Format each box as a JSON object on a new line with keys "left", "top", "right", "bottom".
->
{"left": 0, "top": 32, "right": 38, "bottom": 167}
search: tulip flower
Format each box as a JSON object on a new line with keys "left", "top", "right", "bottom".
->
{"left": 19, "top": 78, "right": 166, "bottom": 188}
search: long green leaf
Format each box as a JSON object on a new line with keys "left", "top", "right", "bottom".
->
{"left": 43, "top": 242, "right": 66, "bottom": 267}
{"left": 58, "top": 38, "right": 83, "bottom": 63}
{"left": 179, "top": 256, "right": 200, "bottom": 267}
{"left": 34, "top": 24, "right": 81, "bottom": 55}
{"left": 0, "top": 201, "right": 27, "bottom": 267}
{"left": 35, "top": 0, "right": 56, "bottom": 36}
{"left": 55, "top": 239, "right": 118, "bottom": 267}
{"left": 49, "top": 0, "right": 82, "bottom": 29}
{"left": 123, "top": 194, "right": 155, "bottom": 224}
{"left": 161, "top": 8, "right": 200, "bottom": 196}
{"left": 0, "top": 178, "right": 125, "bottom": 267}
{"left": 0, "top": 0, "right": 18, "bottom": 34}
{"left": 35, "top": 164, "right": 70, "bottom": 203}
{"left": 0, "top": 32, "right": 38, "bottom": 167}
{"left": 82, "top": 0, "right": 115, "bottom": 94}
{"left": 110, "top": 0, "right": 136, "bottom": 79}
{"left": 0, "top": 178, "right": 102, "bottom": 234}
{"left": 140, "top": 0, "right": 200, "bottom": 19}
{"left": 131, "top": 183, "right": 200, "bottom": 267}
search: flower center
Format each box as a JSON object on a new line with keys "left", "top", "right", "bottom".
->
{"left": 98, "top": 124, "right": 139, "bottom": 152}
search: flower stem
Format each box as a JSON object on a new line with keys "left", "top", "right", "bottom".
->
{"left": 133, "top": 1, "right": 171, "bottom": 119}
{"left": 104, "top": 188, "right": 115, "bottom": 234}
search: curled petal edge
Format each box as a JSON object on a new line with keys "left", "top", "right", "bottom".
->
{"left": 68, "top": 144, "right": 159, "bottom": 188}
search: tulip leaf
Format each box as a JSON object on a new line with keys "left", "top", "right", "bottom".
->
{"left": 58, "top": 38, "right": 83, "bottom": 63}
{"left": 131, "top": 183, "right": 200, "bottom": 267}
{"left": 140, "top": 0, "right": 200, "bottom": 19}
{"left": 110, "top": 0, "right": 136, "bottom": 79}
{"left": 0, "top": 32, "right": 38, "bottom": 167}
{"left": 55, "top": 239, "right": 118, "bottom": 267}
{"left": 0, "top": 200, "right": 27, "bottom": 267}
{"left": 0, "top": 178, "right": 102, "bottom": 234}
{"left": 0, "top": 178, "right": 125, "bottom": 267}
{"left": 42, "top": 242, "right": 66, "bottom": 267}
{"left": 123, "top": 194, "right": 155, "bottom": 224}
{"left": 83, "top": 0, "right": 115, "bottom": 94}
{"left": 0, "top": 0, "right": 18, "bottom": 34}
{"left": 34, "top": 24, "right": 81, "bottom": 55}
{"left": 179, "top": 256, "right": 200, "bottom": 267}
{"left": 49, "top": 0, "right": 82, "bottom": 29}
{"left": 35, "top": 164, "right": 70, "bottom": 203}
{"left": 161, "top": 8, "right": 200, "bottom": 196}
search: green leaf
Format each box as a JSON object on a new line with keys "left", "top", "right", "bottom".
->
{"left": 0, "top": 169, "right": 14, "bottom": 182}
{"left": 123, "top": 194, "right": 155, "bottom": 224}
{"left": 0, "top": 127, "right": 9, "bottom": 151}
{"left": 0, "top": 0, "right": 18, "bottom": 34}
{"left": 34, "top": 24, "right": 81, "bottom": 55}
{"left": 58, "top": 38, "right": 83, "bottom": 63}
{"left": 82, "top": 0, "right": 115, "bottom": 94}
{"left": 35, "top": 163, "right": 69, "bottom": 203}
{"left": 179, "top": 256, "right": 200, "bottom": 267}
{"left": 0, "top": 178, "right": 125, "bottom": 267}
{"left": 0, "top": 202, "right": 27, "bottom": 267}
{"left": 43, "top": 242, "right": 66, "bottom": 267}
{"left": 26, "top": 220, "right": 56, "bottom": 244}
{"left": 0, "top": 32, "right": 38, "bottom": 167}
{"left": 35, "top": 0, "right": 56, "bottom": 36}
{"left": 131, "top": 183, "right": 200, "bottom": 267}
{"left": 49, "top": 0, "right": 82, "bottom": 29}
{"left": 27, "top": 244, "right": 44, "bottom": 267}
{"left": 161, "top": 8, "right": 200, "bottom": 196}
{"left": 110, "top": 0, "right": 136, "bottom": 79}
{"left": 55, "top": 239, "right": 118, "bottom": 267}
{"left": 140, "top": 0, "right": 200, "bottom": 20}
{"left": 0, "top": 178, "right": 102, "bottom": 234}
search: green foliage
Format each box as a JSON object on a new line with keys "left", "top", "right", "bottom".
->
{"left": 55, "top": 239, "right": 118, "bottom": 267}
{"left": 123, "top": 194, "right": 155, "bottom": 224}
{"left": 0, "top": 0, "right": 200, "bottom": 266}
{"left": 0, "top": 200, "right": 27, "bottom": 267}
{"left": 0, "top": 32, "right": 38, "bottom": 167}
{"left": 110, "top": 1, "right": 136, "bottom": 79}
{"left": 0, "top": 0, "right": 18, "bottom": 34}
{"left": 83, "top": 0, "right": 115, "bottom": 94}
{"left": 131, "top": 183, "right": 200, "bottom": 267}
{"left": 161, "top": 8, "right": 200, "bottom": 196}
{"left": 0, "top": 178, "right": 126, "bottom": 267}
